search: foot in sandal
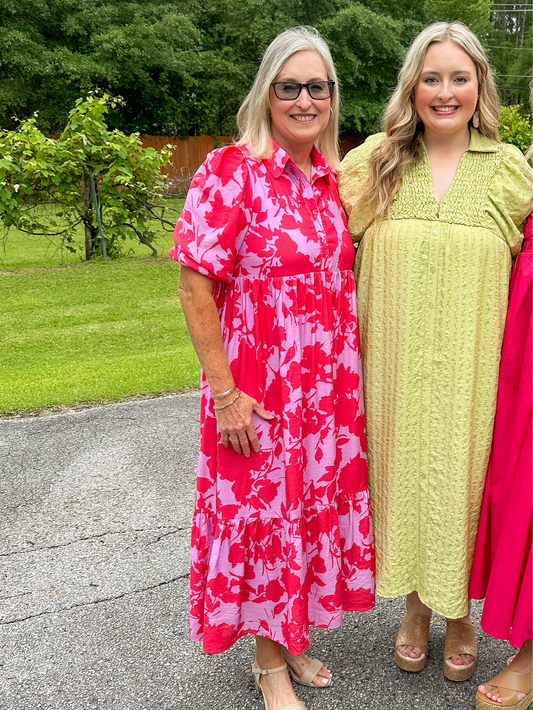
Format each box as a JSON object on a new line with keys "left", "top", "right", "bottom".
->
{"left": 396, "top": 591, "right": 432, "bottom": 670}
{"left": 253, "top": 663, "right": 305, "bottom": 710}
{"left": 255, "top": 637, "right": 305, "bottom": 710}
{"left": 283, "top": 650, "right": 332, "bottom": 687}
{"left": 443, "top": 617, "right": 477, "bottom": 681}
{"left": 477, "top": 640, "right": 532, "bottom": 708}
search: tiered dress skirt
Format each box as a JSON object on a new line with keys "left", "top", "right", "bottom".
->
{"left": 190, "top": 271, "right": 375, "bottom": 654}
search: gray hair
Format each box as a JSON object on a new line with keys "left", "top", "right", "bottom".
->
{"left": 237, "top": 26, "right": 341, "bottom": 169}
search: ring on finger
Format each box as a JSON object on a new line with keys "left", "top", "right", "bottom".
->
{"left": 229, "top": 438, "right": 239, "bottom": 443}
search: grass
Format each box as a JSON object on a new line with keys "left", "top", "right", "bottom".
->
{"left": 0, "top": 199, "right": 184, "bottom": 269}
{"left": 0, "top": 200, "right": 202, "bottom": 414}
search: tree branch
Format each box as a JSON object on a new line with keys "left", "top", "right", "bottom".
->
{"left": 142, "top": 202, "right": 179, "bottom": 229}
{"left": 124, "top": 223, "right": 158, "bottom": 255}
{"left": 16, "top": 220, "right": 82, "bottom": 236}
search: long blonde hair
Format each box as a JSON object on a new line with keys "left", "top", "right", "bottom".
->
{"left": 360, "top": 22, "right": 500, "bottom": 222}
{"left": 237, "top": 26, "right": 341, "bottom": 169}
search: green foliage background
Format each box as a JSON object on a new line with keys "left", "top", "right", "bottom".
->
{"left": 0, "top": 1, "right": 530, "bottom": 413}
{"left": 0, "top": 0, "right": 530, "bottom": 138}
{"left": 498, "top": 105, "right": 533, "bottom": 154}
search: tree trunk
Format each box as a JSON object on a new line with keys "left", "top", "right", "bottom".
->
{"left": 84, "top": 172, "right": 93, "bottom": 260}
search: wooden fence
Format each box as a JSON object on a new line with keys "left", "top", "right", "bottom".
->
{"left": 141, "top": 135, "right": 364, "bottom": 193}
{"left": 141, "top": 135, "right": 234, "bottom": 193}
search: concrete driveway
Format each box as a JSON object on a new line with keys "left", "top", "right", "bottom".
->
{"left": 0, "top": 394, "right": 513, "bottom": 710}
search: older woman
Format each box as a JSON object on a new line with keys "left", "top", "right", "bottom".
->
{"left": 170, "top": 27, "right": 374, "bottom": 710}
{"left": 339, "top": 21, "right": 532, "bottom": 683}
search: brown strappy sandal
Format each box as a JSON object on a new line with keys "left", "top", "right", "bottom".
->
{"left": 443, "top": 619, "right": 477, "bottom": 681}
{"left": 252, "top": 662, "right": 307, "bottom": 710}
{"left": 394, "top": 612, "right": 431, "bottom": 672}
{"left": 288, "top": 657, "right": 331, "bottom": 688}
{"left": 475, "top": 667, "right": 533, "bottom": 709}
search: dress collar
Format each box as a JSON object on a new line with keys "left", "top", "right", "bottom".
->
{"left": 466, "top": 127, "right": 499, "bottom": 153}
{"left": 263, "top": 140, "right": 333, "bottom": 183}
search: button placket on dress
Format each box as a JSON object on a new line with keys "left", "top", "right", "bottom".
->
{"left": 420, "top": 221, "right": 445, "bottom": 584}
{"left": 419, "top": 221, "right": 442, "bottom": 583}
{"left": 303, "top": 177, "right": 330, "bottom": 268}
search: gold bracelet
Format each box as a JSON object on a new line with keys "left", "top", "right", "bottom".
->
{"left": 213, "top": 390, "right": 241, "bottom": 411}
{"left": 212, "top": 385, "right": 237, "bottom": 400}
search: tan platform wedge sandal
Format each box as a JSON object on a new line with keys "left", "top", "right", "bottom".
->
{"left": 394, "top": 612, "right": 431, "bottom": 672}
{"left": 252, "top": 663, "right": 307, "bottom": 710}
{"left": 288, "top": 657, "right": 332, "bottom": 688}
{"left": 475, "top": 667, "right": 533, "bottom": 710}
{"left": 443, "top": 620, "right": 477, "bottom": 681}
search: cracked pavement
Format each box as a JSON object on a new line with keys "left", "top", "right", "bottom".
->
{"left": 0, "top": 393, "right": 517, "bottom": 710}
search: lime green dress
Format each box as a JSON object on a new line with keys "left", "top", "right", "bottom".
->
{"left": 339, "top": 129, "right": 533, "bottom": 618}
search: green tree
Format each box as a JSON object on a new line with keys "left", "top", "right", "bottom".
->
{"left": 320, "top": 4, "right": 420, "bottom": 134}
{"left": 424, "top": 0, "right": 492, "bottom": 36}
{"left": 0, "top": 1, "right": 210, "bottom": 134}
{"left": 488, "top": 3, "right": 532, "bottom": 107}
{"left": 0, "top": 0, "right": 528, "bottom": 139}
{"left": 0, "top": 0, "right": 427, "bottom": 137}
{"left": 0, "top": 94, "right": 175, "bottom": 260}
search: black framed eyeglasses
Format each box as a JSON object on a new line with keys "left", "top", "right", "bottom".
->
{"left": 270, "top": 80, "right": 335, "bottom": 101}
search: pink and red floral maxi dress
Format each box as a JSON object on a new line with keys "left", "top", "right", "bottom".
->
{"left": 171, "top": 142, "right": 375, "bottom": 655}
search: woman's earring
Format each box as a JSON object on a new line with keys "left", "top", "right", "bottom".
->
{"left": 472, "top": 110, "right": 480, "bottom": 128}
{"left": 330, "top": 107, "right": 333, "bottom": 116}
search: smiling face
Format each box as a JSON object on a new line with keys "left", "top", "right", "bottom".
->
{"left": 415, "top": 41, "right": 479, "bottom": 138}
{"left": 269, "top": 50, "right": 331, "bottom": 155}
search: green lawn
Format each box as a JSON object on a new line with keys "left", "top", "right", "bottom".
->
{"left": 0, "top": 199, "right": 183, "bottom": 269}
{"left": 0, "top": 203, "right": 201, "bottom": 414}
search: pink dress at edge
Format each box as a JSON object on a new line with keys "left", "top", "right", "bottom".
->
{"left": 469, "top": 213, "right": 533, "bottom": 648}
{"left": 170, "top": 142, "right": 375, "bottom": 655}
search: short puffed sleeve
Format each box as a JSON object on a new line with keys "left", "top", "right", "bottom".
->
{"left": 170, "top": 145, "right": 250, "bottom": 281}
{"left": 486, "top": 143, "right": 533, "bottom": 257}
{"left": 338, "top": 133, "right": 385, "bottom": 242}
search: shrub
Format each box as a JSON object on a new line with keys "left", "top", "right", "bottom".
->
{"left": 0, "top": 94, "right": 177, "bottom": 260}
{"left": 498, "top": 105, "right": 533, "bottom": 155}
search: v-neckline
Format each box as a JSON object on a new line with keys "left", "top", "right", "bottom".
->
{"left": 421, "top": 134, "right": 471, "bottom": 217}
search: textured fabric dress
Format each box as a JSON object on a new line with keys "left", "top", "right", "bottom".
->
{"left": 171, "top": 141, "right": 375, "bottom": 655}
{"left": 469, "top": 213, "right": 533, "bottom": 648}
{"left": 338, "top": 129, "right": 532, "bottom": 619}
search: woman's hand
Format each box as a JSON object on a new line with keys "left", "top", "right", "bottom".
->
{"left": 216, "top": 390, "right": 274, "bottom": 457}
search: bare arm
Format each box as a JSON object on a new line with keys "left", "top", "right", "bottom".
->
{"left": 178, "top": 265, "right": 274, "bottom": 457}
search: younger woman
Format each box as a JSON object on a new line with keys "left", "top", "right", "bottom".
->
{"left": 339, "top": 22, "right": 532, "bottom": 681}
